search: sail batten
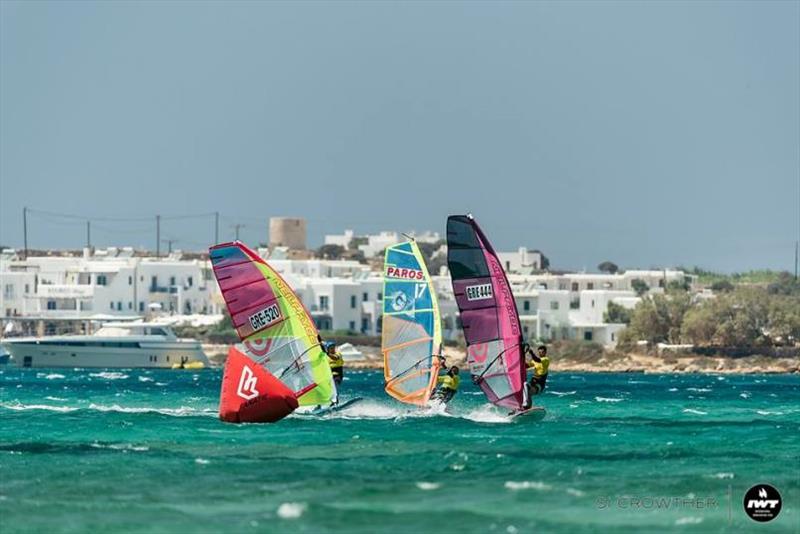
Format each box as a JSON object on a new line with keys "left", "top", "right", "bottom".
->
{"left": 446, "top": 215, "right": 525, "bottom": 411}
{"left": 382, "top": 241, "right": 442, "bottom": 406}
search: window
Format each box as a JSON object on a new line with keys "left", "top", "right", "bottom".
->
{"left": 505, "top": 261, "right": 511, "bottom": 270}
{"left": 139, "top": 302, "right": 145, "bottom": 312}
{"left": 128, "top": 276, "right": 133, "bottom": 285}
{"left": 117, "top": 301, "right": 123, "bottom": 311}
{"left": 362, "top": 292, "right": 368, "bottom": 302}
{"left": 47, "top": 300, "right": 56, "bottom": 310}
{"left": 97, "top": 275, "right": 107, "bottom": 286}
{"left": 350, "top": 295, "right": 357, "bottom": 308}
{"left": 319, "top": 296, "right": 329, "bottom": 311}
{"left": 584, "top": 331, "right": 593, "bottom": 341}
{"left": 571, "top": 282, "right": 579, "bottom": 291}
{"left": 523, "top": 301, "right": 530, "bottom": 312}
{"left": 170, "top": 276, "right": 176, "bottom": 286}
{"left": 24, "top": 284, "right": 30, "bottom": 294}
{"left": 523, "top": 326, "right": 529, "bottom": 334}
{"left": 151, "top": 276, "right": 158, "bottom": 288}
{"left": 611, "top": 333, "right": 615, "bottom": 341}
{"left": 558, "top": 283, "right": 567, "bottom": 290}
{"left": 3, "top": 284, "right": 13, "bottom": 299}
{"left": 361, "top": 317, "right": 369, "bottom": 333}
{"left": 349, "top": 321, "right": 356, "bottom": 331}
{"left": 587, "top": 283, "right": 594, "bottom": 290}
{"left": 591, "top": 299, "right": 595, "bottom": 308}
{"left": 128, "top": 302, "right": 133, "bottom": 310}
{"left": 187, "top": 276, "right": 193, "bottom": 287}
{"left": 377, "top": 316, "right": 383, "bottom": 333}
{"left": 377, "top": 292, "right": 382, "bottom": 301}
{"left": 109, "top": 302, "right": 114, "bottom": 310}
{"left": 550, "top": 301, "right": 559, "bottom": 310}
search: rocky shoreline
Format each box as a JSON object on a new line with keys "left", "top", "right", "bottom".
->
{"left": 202, "top": 344, "right": 799, "bottom": 374}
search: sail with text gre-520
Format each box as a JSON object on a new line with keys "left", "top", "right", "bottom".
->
{"left": 446, "top": 215, "right": 525, "bottom": 411}
{"left": 382, "top": 241, "right": 442, "bottom": 406}
{"left": 209, "top": 241, "right": 334, "bottom": 423}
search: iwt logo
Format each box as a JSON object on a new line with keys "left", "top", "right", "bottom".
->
{"left": 743, "top": 484, "right": 782, "bottom": 522}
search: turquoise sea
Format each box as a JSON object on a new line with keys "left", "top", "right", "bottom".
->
{"left": 1, "top": 368, "right": 798, "bottom": 533}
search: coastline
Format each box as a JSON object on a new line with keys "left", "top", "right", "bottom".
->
{"left": 202, "top": 344, "right": 800, "bottom": 374}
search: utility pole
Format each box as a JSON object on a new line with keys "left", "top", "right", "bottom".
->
{"left": 22, "top": 207, "right": 28, "bottom": 260}
{"left": 233, "top": 223, "right": 244, "bottom": 241}
{"left": 156, "top": 215, "right": 161, "bottom": 257}
{"left": 86, "top": 221, "right": 91, "bottom": 249}
{"left": 214, "top": 212, "right": 219, "bottom": 244}
{"left": 795, "top": 241, "right": 798, "bottom": 280}
{"left": 162, "top": 239, "right": 176, "bottom": 254}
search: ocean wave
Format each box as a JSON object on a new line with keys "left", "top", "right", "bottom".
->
{"left": 90, "top": 442, "right": 149, "bottom": 452}
{"left": 682, "top": 408, "right": 708, "bottom": 415}
{"left": 739, "top": 392, "right": 751, "bottom": 399}
{"left": 37, "top": 373, "right": 66, "bottom": 380}
{"left": 0, "top": 401, "right": 215, "bottom": 417}
{"left": 44, "top": 396, "right": 68, "bottom": 401}
{"left": 504, "top": 481, "right": 551, "bottom": 491}
{"left": 686, "top": 388, "right": 712, "bottom": 393}
{"left": 89, "top": 372, "right": 129, "bottom": 380}
{"left": 594, "top": 397, "right": 624, "bottom": 403}
{"left": 416, "top": 482, "right": 441, "bottom": 490}
{"left": 549, "top": 391, "right": 576, "bottom": 397}
{"left": 138, "top": 376, "right": 154, "bottom": 383}
{"left": 1, "top": 402, "right": 76, "bottom": 413}
{"left": 195, "top": 458, "right": 210, "bottom": 465}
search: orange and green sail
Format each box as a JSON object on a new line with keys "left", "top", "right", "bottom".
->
{"left": 210, "top": 241, "right": 333, "bottom": 415}
{"left": 382, "top": 240, "right": 442, "bottom": 405}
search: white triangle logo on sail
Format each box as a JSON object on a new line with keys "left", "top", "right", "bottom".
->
{"left": 237, "top": 365, "right": 259, "bottom": 400}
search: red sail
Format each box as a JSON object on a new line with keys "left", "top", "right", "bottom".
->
{"left": 219, "top": 346, "right": 299, "bottom": 423}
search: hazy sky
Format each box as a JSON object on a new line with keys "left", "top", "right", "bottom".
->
{"left": 1, "top": 1, "right": 798, "bottom": 272}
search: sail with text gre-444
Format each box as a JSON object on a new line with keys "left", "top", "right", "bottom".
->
{"left": 446, "top": 215, "right": 526, "bottom": 411}
{"left": 209, "top": 241, "right": 334, "bottom": 423}
{"left": 382, "top": 240, "right": 443, "bottom": 406}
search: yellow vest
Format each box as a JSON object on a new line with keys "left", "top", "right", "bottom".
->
{"left": 527, "top": 356, "right": 550, "bottom": 377}
{"left": 438, "top": 374, "right": 460, "bottom": 391}
{"left": 328, "top": 352, "right": 344, "bottom": 370}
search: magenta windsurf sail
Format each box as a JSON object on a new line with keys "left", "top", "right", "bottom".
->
{"left": 210, "top": 241, "right": 334, "bottom": 423}
{"left": 446, "top": 215, "right": 525, "bottom": 411}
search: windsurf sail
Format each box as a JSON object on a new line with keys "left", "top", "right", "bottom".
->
{"left": 382, "top": 240, "right": 442, "bottom": 405}
{"left": 210, "top": 241, "right": 334, "bottom": 423}
{"left": 446, "top": 215, "right": 525, "bottom": 411}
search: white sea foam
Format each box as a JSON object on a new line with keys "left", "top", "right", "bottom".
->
{"left": 595, "top": 397, "right": 624, "bottom": 403}
{"left": 462, "top": 406, "right": 513, "bottom": 424}
{"left": 675, "top": 517, "right": 703, "bottom": 525}
{"left": 706, "top": 473, "right": 734, "bottom": 479}
{"left": 138, "top": 376, "right": 154, "bottom": 383}
{"left": 43, "top": 373, "right": 66, "bottom": 380}
{"left": 86, "top": 403, "right": 216, "bottom": 417}
{"left": 0, "top": 402, "right": 76, "bottom": 412}
{"left": 739, "top": 392, "right": 751, "bottom": 399}
{"left": 682, "top": 408, "right": 708, "bottom": 415}
{"left": 549, "top": 391, "right": 577, "bottom": 397}
{"left": 90, "top": 442, "right": 149, "bottom": 452}
{"left": 44, "top": 396, "right": 68, "bottom": 402}
{"left": 686, "top": 388, "right": 712, "bottom": 393}
{"left": 756, "top": 410, "right": 784, "bottom": 416}
{"left": 89, "top": 372, "right": 128, "bottom": 380}
{"left": 277, "top": 502, "right": 306, "bottom": 519}
{"left": 566, "top": 488, "right": 585, "bottom": 497}
{"left": 450, "top": 464, "right": 465, "bottom": 471}
{"left": 416, "top": 482, "right": 441, "bottom": 490}
{"left": 504, "top": 481, "right": 551, "bottom": 491}
{"left": 668, "top": 388, "right": 678, "bottom": 392}
{"left": 195, "top": 458, "right": 210, "bottom": 465}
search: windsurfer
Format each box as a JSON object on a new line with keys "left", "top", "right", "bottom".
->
{"left": 325, "top": 342, "right": 344, "bottom": 386}
{"left": 431, "top": 365, "right": 460, "bottom": 404}
{"left": 523, "top": 344, "right": 550, "bottom": 409}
